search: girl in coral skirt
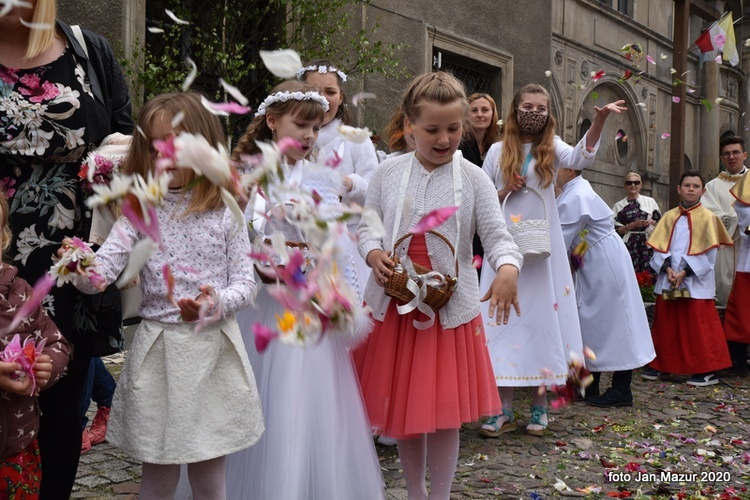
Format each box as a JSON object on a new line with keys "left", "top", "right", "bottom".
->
{"left": 353, "top": 71, "right": 522, "bottom": 500}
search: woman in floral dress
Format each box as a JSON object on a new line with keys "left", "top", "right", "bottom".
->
{"left": 612, "top": 172, "right": 662, "bottom": 274}
{"left": 0, "top": 0, "right": 132, "bottom": 495}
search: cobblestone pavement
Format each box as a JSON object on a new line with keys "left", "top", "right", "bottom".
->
{"left": 74, "top": 356, "right": 750, "bottom": 499}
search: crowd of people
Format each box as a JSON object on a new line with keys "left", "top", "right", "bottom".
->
{"left": 1, "top": 1, "right": 749, "bottom": 499}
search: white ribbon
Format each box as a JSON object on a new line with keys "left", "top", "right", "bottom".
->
{"left": 395, "top": 256, "right": 450, "bottom": 330}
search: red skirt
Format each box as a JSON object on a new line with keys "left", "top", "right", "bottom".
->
{"left": 724, "top": 272, "right": 750, "bottom": 342}
{"left": 352, "top": 234, "right": 500, "bottom": 439}
{"left": 0, "top": 439, "right": 41, "bottom": 498}
{"left": 650, "top": 296, "right": 731, "bottom": 374}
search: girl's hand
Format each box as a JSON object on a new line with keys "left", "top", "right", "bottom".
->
{"left": 33, "top": 354, "right": 53, "bottom": 391}
{"left": 480, "top": 264, "right": 520, "bottom": 325}
{"left": 178, "top": 285, "right": 216, "bottom": 322}
{"left": 0, "top": 361, "right": 33, "bottom": 395}
{"left": 343, "top": 175, "right": 354, "bottom": 192}
{"left": 367, "top": 249, "right": 395, "bottom": 287}
{"left": 498, "top": 175, "right": 526, "bottom": 200}
{"left": 594, "top": 100, "right": 627, "bottom": 120}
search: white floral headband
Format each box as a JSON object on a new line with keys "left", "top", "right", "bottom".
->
{"left": 255, "top": 91, "right": 330, "bottom": 117}
{"left": 296, "top": 65, "right": 348, "bottom": 83}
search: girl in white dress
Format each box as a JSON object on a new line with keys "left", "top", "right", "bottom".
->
{"left": 478, "top": 84, "right": 625, "bottom": 436}
{"left": 298, "top": 61, "right": 379, "bottom": 287}
{"left": 71, "top": 92, "right": 264, "bottom": 499}
{"left": 225, "top": 81, "right": 384, "bottom": 500}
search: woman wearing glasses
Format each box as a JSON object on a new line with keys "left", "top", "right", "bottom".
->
{"left": 612, "top": 172, "right": 662, "bottom": 274}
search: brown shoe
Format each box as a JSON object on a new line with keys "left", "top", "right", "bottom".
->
{"left": 88, "top": 407, "right": 111, "bottom": 446}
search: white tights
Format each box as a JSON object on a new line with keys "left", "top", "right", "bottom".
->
{"left": 140, "top": 456, "right": 226, "bottom": 500}
{"left": 396, "top": 429, "right": 460, "bottom": 500}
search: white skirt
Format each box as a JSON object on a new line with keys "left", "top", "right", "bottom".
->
{"left": 224, "top": 285, "right": 385, "bottom": 500}
{"left": 107, "top": 318, "right": 264, "bottom": 464}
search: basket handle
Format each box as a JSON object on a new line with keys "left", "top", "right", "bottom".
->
{"left": 502, "top": 186, "right": 548, "bottom": 220}
{"left": 391, "top": 230, "right": 459, "bottom": 279}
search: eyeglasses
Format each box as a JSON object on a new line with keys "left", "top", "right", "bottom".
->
{"left": 625, "top": 180, "right": 641, "bottom": 186}
{"left": 721, "top": 151, "right": 744, "bottom": 158}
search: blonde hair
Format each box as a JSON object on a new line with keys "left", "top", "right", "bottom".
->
{"left": 624, "top": 171, "right": 641, "bottom": 182}
{"left": 232, "top": 81, "right": 325, "bottom": 161}
{"left": 500, "top": 83, "right": 557, "bottom": 189}
{"left": 401, "top": 71, "right": 470, "bottom": 133}
{"left": 122, "top": 92, "right": 230, "bottom": 215}
{"left": 468, "top": 93, "right": 500, "bottom": 153}
{"left": 25, "top": 0, "right": 58, "bottom": 60}
{"left": 0, "top": 193, "right": 12, "bottom": 254}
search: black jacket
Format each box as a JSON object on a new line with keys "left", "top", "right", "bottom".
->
{"left": 57, "top": 20, "right": 133, "bottom": 142}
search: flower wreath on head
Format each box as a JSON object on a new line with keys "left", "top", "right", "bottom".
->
{"left": 255, "top": 91, "right": 330, "bottom": 117}
{"left": 296, "top": 65, "right": 348, "bottom": 83}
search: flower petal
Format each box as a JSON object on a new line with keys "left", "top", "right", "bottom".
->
{"left": 410, "top": 206, "right": 459, "bottom": 234}
{"left": 116, "top": 239, "right": 159, "bottom": 288}
{"left": 259, "top": 49, "right": 302, "bottom": 79}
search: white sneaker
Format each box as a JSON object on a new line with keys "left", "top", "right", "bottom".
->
{"left": 685, "top": 373, "right": 719, "bottom": 387}
{"left": 376, "top": 435, "right": 397, "bottom": 446}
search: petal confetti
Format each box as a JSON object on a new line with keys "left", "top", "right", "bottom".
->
{"left": 219, "top": 78, "right": 249, "bottom": 106}
{"left": 259, "top": 49, "right": 302, "bottom": 79}
{"left": 409, "top": 206, "right": 459, "bottom": 234}
{"left": 351, "top": 92, "right": 376, "bottom": 107}
{"left": 165, "top": 8, "right": 190, "bottom": 25}
{"left": 181, "top": 57, "right": 198, "bottom": 92}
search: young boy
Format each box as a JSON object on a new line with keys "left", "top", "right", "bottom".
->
{"left": 643, "top": 171, "right": 733, "bottom": 386}
{"left": 723, "top": 170, "right": 750, "bottom": 376}
{"left": 556, "top": 167, "right": 655, "bottom": 407}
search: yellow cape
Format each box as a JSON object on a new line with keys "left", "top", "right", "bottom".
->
{"left": 730, "top": 171, "right": 750, "bottom": 205}
{"left": 647, "top": 203, "right": 733, "bottom": 255}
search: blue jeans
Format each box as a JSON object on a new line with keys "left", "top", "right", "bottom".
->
{"left": 80, "top": 357, "right": 116, "bottom": 430}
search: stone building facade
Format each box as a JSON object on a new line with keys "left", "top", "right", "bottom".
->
{"left": 59, "top": 0, "right": 748, "bottom": 209}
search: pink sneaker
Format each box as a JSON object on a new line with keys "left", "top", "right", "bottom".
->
{"left": 88, "top": 407, "right": 111, "bottom": 446}
{"left": 81, "top": 429, "right": 92, "bottom": 454}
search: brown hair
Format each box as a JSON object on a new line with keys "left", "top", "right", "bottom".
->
{"left": 500, "top": 83, "right": 557, "bottom": 189}
{"left": 298, "top": 59, "right": 353, "bottom": 125}
{"left": 0, "top": 193, "right": 12, "bottom": 254}
{"left": 468, "top": 93, "right": 500, "bottom": 153}
{"left": 122, "top": 92, "right": 230, "bottom": 215}
{"left": 25, "top": 0, "right": 58, "bottom": 60}
{"left": 401, "top": 71, "right": 470, "bottom": 132}
{"left": 384, "top": 108, "right": 408, "bottom": 153}
{"left": 232, "top": 81, "right": 326, "bottom": 160}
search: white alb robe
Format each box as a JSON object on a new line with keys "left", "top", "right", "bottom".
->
{"left": 557, "top": 176, "right": 655, "bottom": 372}
{"left": 703, "top": 170, "right": 745, "bottom": 304}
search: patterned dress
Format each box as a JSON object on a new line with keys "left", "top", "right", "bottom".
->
{"left": 613, "top": 197, "right": 662, "bottom": 274}
{"left": 0, "top": 44, "right": 113, "bottom": 342}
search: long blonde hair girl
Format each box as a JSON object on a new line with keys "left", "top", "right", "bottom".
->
{"left": 500, "top": 84, "right": 557, "bottom": 189}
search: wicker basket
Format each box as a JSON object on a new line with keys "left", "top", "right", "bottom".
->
{"left": 254, "top": 240, "right": 309, "bottom": 285}
{"left": 503, "top": 187, "right": 551, "bottom": 264}
{"left": 383, "top": 231, "right": 458, "bottom": 312}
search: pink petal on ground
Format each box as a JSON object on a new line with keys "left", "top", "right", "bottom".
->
{"left": 409, "top": 206, "right": 459, "bottom": 234}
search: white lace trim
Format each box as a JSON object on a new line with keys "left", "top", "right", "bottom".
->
{"left": 255, "top": 91, "right": 330, "bottom": 117}
{"left": 296, "top": 65, "right": 348, "bottom": 83}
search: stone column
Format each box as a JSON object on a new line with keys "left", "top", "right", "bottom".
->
{"left": 58, "top": 0, "right": 145, "bottom": 109}
{"left": 699, "top": 59, "right": 720, "bottom": 177}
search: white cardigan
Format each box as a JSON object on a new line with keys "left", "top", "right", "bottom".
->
{"left": 358, "top": 152, "right": 522, "bottom": 329}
